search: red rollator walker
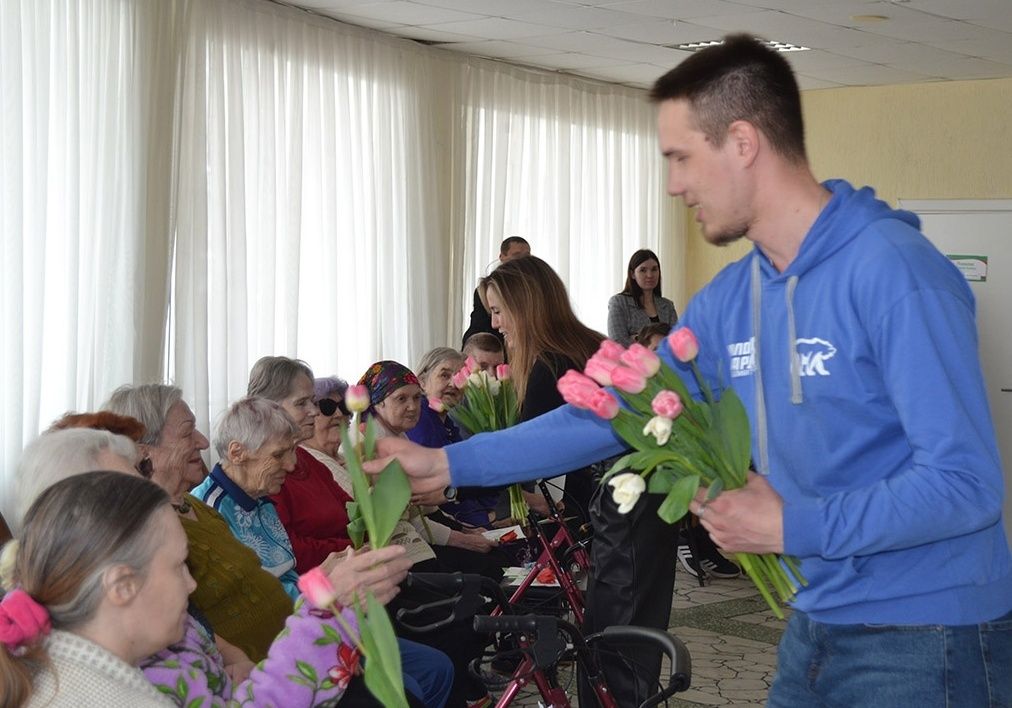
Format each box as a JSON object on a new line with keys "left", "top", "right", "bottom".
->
{"left": 398, "top": 572, "right": 692, "bottom": 708}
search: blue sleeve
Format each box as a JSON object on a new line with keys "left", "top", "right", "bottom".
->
{"left": 446, "top": 403, "right": 627, "bottom": 487}
{"left": 444, "top": 318, "right": 713, "bottom": 488}
{"left": 784, "top": 288, "right": 1005, "bottom": 558}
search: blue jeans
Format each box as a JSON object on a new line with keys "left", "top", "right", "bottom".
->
{"left": 768, "top": 609, "right": 1012, "bottom": 708}
{"left": 399, "top": 638, "right": 454, "bottom": 708}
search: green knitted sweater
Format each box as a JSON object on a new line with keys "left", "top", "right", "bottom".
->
{"left": 180, "top": 495, "right": 293, "bottom": 661}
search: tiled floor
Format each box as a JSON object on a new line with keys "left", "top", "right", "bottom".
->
{"left": 494, "top": 568, "right": 788, "bottom": 707}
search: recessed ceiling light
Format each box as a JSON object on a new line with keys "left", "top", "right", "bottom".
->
{"left": 671, "top": 38, "right": 810, "bottom": 53}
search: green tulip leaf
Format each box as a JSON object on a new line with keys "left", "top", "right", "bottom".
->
{"left": 341, "top": 425, "right": 376, "bottom": 544}
{"left": 357, "top": 593, "right": 408, "bottom": 708}
{"left": 611, "top": 410, "right": 651, "bottom": 450}
{"left": 369, "top": 460, "right": 411, "bottom": 548}
{"left": 346, "top": 515, "right": 366, "bottom": 550}
{"left": 705, "top": 477, "right": 725, "bottom": 502}
{"left": 364, "top": 416, "right": 378, "bottom": 461}
{"left": 714, "top": 388, "right": 752, "bottom": 479}
{"left": 647, "top": 467, "right": 675, "bottom": 494}
{"left": 657, "top": 474, "right": 700, "bottom": 523}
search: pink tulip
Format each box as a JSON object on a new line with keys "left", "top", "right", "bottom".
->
{"left": 597, "top": 339, "right": 626, "bottom": 363}
{"left": 557, "top": 370, "right": 600, "bottom": 410}
{"left": 298, "top": 567, "right": 339, "bottom": 609}
{"left": 588, "top": 389, "right": 620, "bottom": 420}
{"left": 495, "top": 363, "right": 511, "bottom": 381}
{"left": 584, "top": 353, "right": 620, "bottom": 387}
{"left": 345, "top": 385, "right": 370, "bottom": 414}
{"left": 667, "top": 327, "right": 699, "bottom": 363}
{"left": 428, "top": 396, "right": 446, "bottom": 413}
{"left": 464, "top": 355, "right": 478, "bottom": 374}
{"left": 651, "top": 390, "right": 684, "bottom": 419}
{"left": 620, "top": 343, "right": 661, "bottom": 378}
{"left": 610, "top": 365, "right": 647, "bottom": 394}
{"left": 451, "top": 367, "right": 469, "bottom": 390}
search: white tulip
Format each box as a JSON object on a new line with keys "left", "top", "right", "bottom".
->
{"left": 643, "top": 415, "right": 673, "bottom": 446}
{"left": 608, "top": 473, "right": 646, "bottom": 514}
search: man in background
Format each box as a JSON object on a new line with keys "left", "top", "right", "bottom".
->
{"left": 461, "top": 236, "right": 530, "bottom": 347}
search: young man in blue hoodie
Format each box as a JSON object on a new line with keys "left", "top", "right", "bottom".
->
{"left": 374, "top": 34, "right": 1012, "bottom": 707}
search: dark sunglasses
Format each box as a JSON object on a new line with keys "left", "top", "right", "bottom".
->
{"left": 136, "top": 456, "right": 154, "bottom": 479}
{"left": 317, "top": 397, "right": 350, "bottom": 418}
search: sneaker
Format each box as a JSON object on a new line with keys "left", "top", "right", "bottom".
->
{"left": 678, "top": 545, "right": 741, "bottom": 578}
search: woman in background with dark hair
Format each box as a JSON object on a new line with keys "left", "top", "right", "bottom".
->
{"left": 607, "top": 248, "right": 677, "bottom": 346}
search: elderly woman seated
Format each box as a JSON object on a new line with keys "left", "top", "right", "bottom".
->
{"left": 192, "top": 397, "right": 302, "bottom": 597}
{"left": 359, "top": 359, "right": 503, "bottom": 565}
{"left": 0, "top": 471, "right": 415, "bottom": 707}
{"left": 408, "top": 347, "right": 505, "bottom": 529}
{"left": 249, "top": 356, "right": 493, "bottom": 707}
{"left": 192, "top": 395, "right": 453, "bottom": 707}
{"left": 102, "top": 384, "right": 294, "bottom": 663}
{"left": 8, "top": 418, "right": 142, "bottom": 533}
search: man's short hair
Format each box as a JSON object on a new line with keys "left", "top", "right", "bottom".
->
{"left": 499, "top": 236, "right": 530, "bottom": 256}
{"left": 650, "top": 34, "right": 806, "bottom": 163}
{"left": 463, "top": 332, "right": 504, "bottom": 355}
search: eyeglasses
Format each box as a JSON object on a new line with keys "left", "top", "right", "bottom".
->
{"left": 136, "top": 456, "right": 154, "bottom": 479}
{"left": 317, "top": 397, "right": 350, "bottom": 418}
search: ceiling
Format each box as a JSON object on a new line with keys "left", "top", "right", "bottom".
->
{"left": 278, "top": 0, "right": 1012, "bottom": 90}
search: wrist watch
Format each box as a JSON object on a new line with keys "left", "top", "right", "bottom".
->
{"left": 443, "top": 486, "right": 458, "bottom": 501}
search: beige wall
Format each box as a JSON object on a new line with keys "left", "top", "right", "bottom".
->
{"left": 682, "top": 76, "right": 1012, "bottom": 298}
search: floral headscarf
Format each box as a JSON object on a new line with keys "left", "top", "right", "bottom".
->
{"left": 357, "top": 361, "right": 419, "bottom": 409}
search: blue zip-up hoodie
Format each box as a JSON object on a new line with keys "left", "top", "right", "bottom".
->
{"left": 447, "top": 180, "right": 1012, "bottom": 625}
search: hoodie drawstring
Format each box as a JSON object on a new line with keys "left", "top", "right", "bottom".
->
{"left": 750, "top": 258, "right": 804, "bottom": 477}
{"left": 751, "top": 256, "right": 770, "bottom": 476}
{"left": 786, "top": 275, "right": 803, "bottom": 405}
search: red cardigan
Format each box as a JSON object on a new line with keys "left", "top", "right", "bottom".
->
{"left": 270, "top": 446, "right": 353, "bottom": 573}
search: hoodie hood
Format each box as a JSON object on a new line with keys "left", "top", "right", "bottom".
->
{"left": 749, "top": 180, "right": 923, "bottom": 475}
{"left": 755, "top": 179, "right": 921, "bottom": 282}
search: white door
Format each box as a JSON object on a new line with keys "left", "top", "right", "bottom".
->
{"left": 902, "top": 200, "right": 1012, "bottom": 544}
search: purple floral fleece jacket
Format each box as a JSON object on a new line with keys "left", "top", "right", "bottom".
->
{"left": 140, "top": 599, "right": 359, "bottom": 707}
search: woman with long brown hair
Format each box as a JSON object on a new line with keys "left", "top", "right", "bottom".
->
{"left": 481, "top": 256, "right": 685, "bottom": 705}
{"left": 479, "top": 255, "right": 604, "bottom": 514}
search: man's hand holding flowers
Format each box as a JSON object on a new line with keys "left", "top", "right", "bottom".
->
{"left": 692, "top": 472, "right": 785, "bottom": 555}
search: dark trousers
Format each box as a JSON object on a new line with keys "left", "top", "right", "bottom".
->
{"left": 392, "top": 556, "right": 495, "bottom": 706}
{"left": 578, "top": 486, "right": 679, "bottom": 706}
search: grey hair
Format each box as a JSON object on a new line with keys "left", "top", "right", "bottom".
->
{"left": 102, "top": 384, "right": 183, "bottom": 445}
{"left": 11, "top": 428, "right": 139, "bottom": 533}
{"left": 416, "top": 347, "right": 464, "bottom": 384}
{"left": 247, "top": 356, "right": 315, "bottom": 402}
{"left": 10, "top": 472, "right": 168, "bottom": 631}
{"left": 214, "top": 396, "right": 299, "bottom": 459}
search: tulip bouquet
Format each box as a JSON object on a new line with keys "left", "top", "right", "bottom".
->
{"left": 448, "top": 357, "right": 528, "bottom": 521}
{"left": 557, "top": 329, "right": 806, "bottom": 619}
{"left": 309, "top": 384, "right": 410, "bottom": 707}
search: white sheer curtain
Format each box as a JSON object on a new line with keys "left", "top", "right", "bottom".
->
{"left": 170, "top": 0, "right": 452, "bottom": 437}
{"left": 452, "top": 61, "right": 682, "bottom": 337}
{"left": 0, "top": 0, "right": 179, "bottom": 518}
{"left": 0, "top": 0, "right": 682, "bottom": 500}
